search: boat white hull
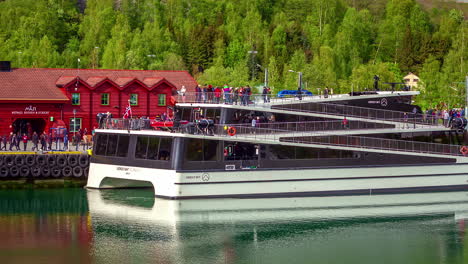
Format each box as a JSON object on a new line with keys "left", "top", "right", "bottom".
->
{"left": 86, "top": 162, "right": 468, "bottom": 199}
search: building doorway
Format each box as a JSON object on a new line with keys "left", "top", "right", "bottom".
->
{"left": 12, "top": 118, "right": 46, "bottom": 137}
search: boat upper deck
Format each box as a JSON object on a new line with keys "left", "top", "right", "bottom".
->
{"left": 175, "top": 91, "right": 438, "bottom": 127}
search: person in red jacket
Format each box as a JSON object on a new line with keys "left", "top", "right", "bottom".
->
{"left": 22, "top": 133, "right": 28, "bottom": 151}
{"left": 214, "top": 86, "right": 222, "bottom": 104}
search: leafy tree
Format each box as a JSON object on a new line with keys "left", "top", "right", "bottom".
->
{"left": 101, "top": 13, "right": 132, "bottom": 69}
{"left": 0, "top": 0, "right": 465, "bottom": 108}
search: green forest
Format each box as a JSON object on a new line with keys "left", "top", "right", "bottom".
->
{"left": 0, "top": 0, "right": 467, "bottom": 109}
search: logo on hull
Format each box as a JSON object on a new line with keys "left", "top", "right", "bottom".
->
{"left": 202, "top": 173, "right": 210, "bottom": 182}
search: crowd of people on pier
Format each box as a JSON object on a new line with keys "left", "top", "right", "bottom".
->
{"left": 178, "top": 85, "right": 272, "bottom": 105}
{"left": 423, "top": 108, "right": 466, "bottom": 127}
{"left": 0, "top": 128, "right": 94, "bottom": 152}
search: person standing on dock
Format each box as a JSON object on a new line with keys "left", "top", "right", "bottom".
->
{"left": 16, "top": 133, "right": 21, "bottom": 150}
{"left": 195, "top": 85, "right": 201, "bottom": 103}
{"left": 9, "top": 132, "right": 15, "bottom": 151}
{"left": 31, "top": 132, "right": 38, "bottom": 151}
{"left": 40, "top": 132, "right": 47, "bottom": 151}
{"left": 22, "top": 133, "right": 28, "bottom": 151}
{"left": 47, "top": 132, "right": 53, "bottom": 150}
{"left": 74, "top": 131, "right": 81, "bottom": 151}
{"left": 1, "top": 135, "right": 6, "bottom": 151}
{"left": 63, "top": 133, "right": 69, "bottom": 151}
{"left": 180, "top": 85, "right": 187, "bottom": 103}
{"left": 262, "top": 86, "right": 268, "bottom": 103}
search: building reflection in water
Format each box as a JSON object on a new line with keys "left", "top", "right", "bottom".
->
{"left": 88, "top": 189, "right": 468, "bottom": 264}
{"left": 0, "top": 189, "right": 92, "bottom": 264}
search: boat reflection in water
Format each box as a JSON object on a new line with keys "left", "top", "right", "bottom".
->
{"left": 88, "top": 190, "right": 468, "bottom": 264}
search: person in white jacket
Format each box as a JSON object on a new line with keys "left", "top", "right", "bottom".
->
{"left": 179, "top": 86, "right": 187, "bottom": 103}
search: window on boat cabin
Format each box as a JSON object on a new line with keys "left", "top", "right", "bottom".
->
{"left": 94, "top": 134, "right": 108, "bottom": 156}
{"left": 180, "top": 108, "right": 192, "bottom": 121}
{"left": 116, "top": 135, "right": 130, "bottom": 157}
{"left": 147, "top": 137, "right": 159, "bottom": 160}
{"left": 135, "top": 136, "right": 172, "bottom": 161}
{"left": 204, "top": 108, "right": 221, "bottom": 123}
{"left": 269, "top": 145, "right": 295, "bottom": 159}
{"left": 106, "top": 134, "right": 118, "bottom": 156}
{"left": 186, "top": 139, "right": 203, "bottom": 161}
{"left": 135, "top": 136, "right": 149, "bottom": 159}
{"left": 94, "top": 134, "right": 130, "bottom": 157}
{"left": 296, "top": 146, "right": 319, "bottom": 159}
{"left": 226, "top": 109, "right": 268, "bottom": 124}
{"left": 159, "top": 138, "right": 172, "bottom": 160}
{"left": 204, "top": 139, "right": 218, "bottom": 161}
{"left": 269, "top": 145, "right": 354, "bottom": 159}
{"left": 185, "top": 138, "right": 219, "bottom": 161}
{"left": 224, "top": 142, "right": 258, "bottom": 160}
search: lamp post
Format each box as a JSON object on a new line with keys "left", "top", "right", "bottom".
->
{"left": 75, "top": 58, "right": 80, "bottom": 91}
{"left": 248, "top": 50, "right": 258, "bottom": 81}
{"left": 72, "top": 109, "right": 77, "bottom": 137}
{"left": 147, "top": 54, "right": 156, "bottom": 70}
{"left": 289, "top": 70, "right": 303, "bottom": 100}
{"left": 256, "top": 64, "right": 268, "bottom": 87}
{"left": 288, "top": 70, "right": 303, "bottom": 90}
{"left": 18, "top": 51, "right": 22, "bottom": 67}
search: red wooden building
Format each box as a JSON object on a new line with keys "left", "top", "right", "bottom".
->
{"left": 0, "top": 67, "right": 197, "bottom": 137}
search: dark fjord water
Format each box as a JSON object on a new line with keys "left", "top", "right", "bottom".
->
{"left": 1, "top": 189, "right": 468, "bottom": 264}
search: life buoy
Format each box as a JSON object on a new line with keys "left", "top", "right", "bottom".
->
{"left": 227, "top": 127, "right": 236, "bottom": 136}
{"left": 460, "top": 146, "right": 468, "bottom": 155}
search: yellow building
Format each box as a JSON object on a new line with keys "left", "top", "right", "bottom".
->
{"left": 403, "top": 72, "right": 420, "bottom": 90}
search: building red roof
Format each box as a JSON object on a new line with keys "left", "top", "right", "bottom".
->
{"left": 0, "top": 68, "right": 198, "bottom": 101}
{"left": 85, "top": 76, "right": 107, "bottom": 87}
{"left": 142, "top": 77, "right": 164, "bottom": 87}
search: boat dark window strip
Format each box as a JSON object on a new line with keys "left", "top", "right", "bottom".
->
{"left": 135, "top": 136, "right": 172, "bottom": 161}
{"left": 116, "top": 135, "right": 130, "bottom": 157}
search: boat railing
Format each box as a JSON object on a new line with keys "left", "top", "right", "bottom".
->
{"left": 214, "top": 125, "right": 463, "bottom": 156}
{"left": 175, "top": 92, "right": 443, "bottom": 127}
{"left": 98, "top": 118, "right": 152, "bottom": 130}
{"left": 271, "top": 102, "right": 436, "bottom": 126}
{"left": 280, "top": 135, "right": 463, "bottom": 157}
{"left": 98, "top": 118, "right": 435, "bottom": 133}
{"left": 175, "top": 92, "right": 316, "bottom": 105}
{"left": 227, "top": 118, "right": 439, "bottom": 132}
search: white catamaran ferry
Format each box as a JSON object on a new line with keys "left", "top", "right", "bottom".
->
{"left": 86, "top": 89, "right": 468, "bottom": 199}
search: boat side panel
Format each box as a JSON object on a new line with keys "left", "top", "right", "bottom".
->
{"left": 86, "top": 163, "right": 180, "bottom": 197}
